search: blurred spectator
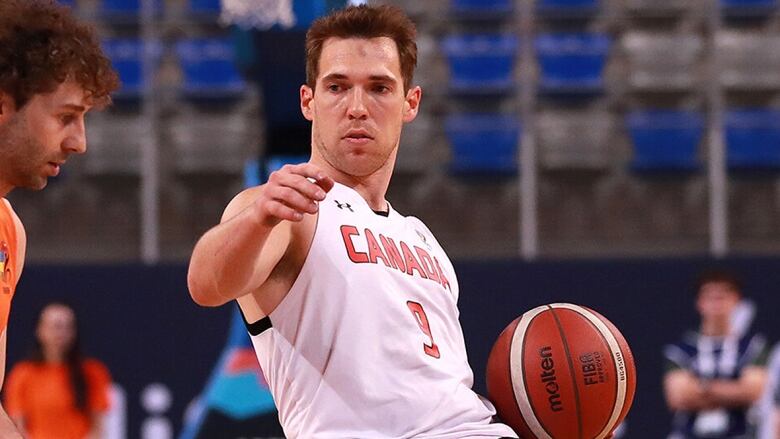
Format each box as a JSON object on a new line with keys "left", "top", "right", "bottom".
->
{"left": 4, "top": 302, "right": 112, "bottom": 439}
{"left": 664, "top": 269, "right": 769, "bottom": 439}
{"left": 776, "top": 385, "right": 780, "bottom": 439}
{"left": 755, "top": 343, "right": 780, "bottom": 439}
{"left": 772, "top": 346, "right": 780, "bottom": 439}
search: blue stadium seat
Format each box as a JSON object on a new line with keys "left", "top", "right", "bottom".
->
{"left": 721, "top": 0, "right": 777, "bottom": 16}
{"left": 175, "top": 38, "right": 247, "bottom": 100}
{"left": 102, "top": 38, "right": 162, "bottom": 100}
{"left": 100, "top": 0, "right": 161, "bottom": 17}
{"left": 626, "top": 110, "right": 703, "bottom": 173}
{"left": 537, "top": 0, "right": 600, "bottom": 17}
{"left": 444, "top": 113, "right": 520, "bottom": 175}
{"left": 441, "top": 34, "right": 519, "bottom": 95}
{"left": 536, "top": 33, "right": 610, "bottom": 95}
{"left": 450, "top": 0, "right": 513, "bottom": 17}
{"left": 726, "top": 109, "right": 780, "bottom": 171}
{"left": 189, "top": 0, "right": 221, "bottom": 14}
{"left": 58, "top": 0, "right": 76, "bottom": 8}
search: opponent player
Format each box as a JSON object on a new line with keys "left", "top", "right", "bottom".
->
{"left": 188, "top": 5, "right": 517, "bottom": 438}
{"left": 0, "top": 1, "right": 118, "bottom": 437}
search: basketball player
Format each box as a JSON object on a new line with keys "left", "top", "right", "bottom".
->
{"left": 0, "top": 1, "right": 118, "bottom": 437}
{"left": 663, "top": 270, "right": 768, "bottom": 439}
{"left": 188, "top": 5, "right": 517, "bottom": 438}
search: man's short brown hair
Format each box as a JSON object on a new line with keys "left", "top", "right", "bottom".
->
{"left": 0, "top": 0, "right": 119, "bottom": 109}
{"left": 696, "top": 268, "right": 743, "bottom": 296}
{"left": 305, "top": 4, "right": 417, "bottom": 93}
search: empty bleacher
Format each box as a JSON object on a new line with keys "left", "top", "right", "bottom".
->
{"left": 13, "top": 0, "right": 780, "bottom": 260}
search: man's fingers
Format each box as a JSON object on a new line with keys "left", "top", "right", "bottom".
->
{"left": 313, "top": 173, "right": 335, "bottom": 193}
{"left": 265, "top": 200, "right": 304, "bottom": 223}
{"left": 269, "top": 186, "right": 319, "bottom": 215}
{"left": 282, "top": 163, "right": 335, "bottom": 194}
{"left": 273, "top": 172, "right": 327, "bottom": 202}
{"left": 259, "top": 163, "right": 335, "bottom": 223}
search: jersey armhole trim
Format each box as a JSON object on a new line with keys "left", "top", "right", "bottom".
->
{"left": 238, "top": 305, "right": 273, "bottom": 336}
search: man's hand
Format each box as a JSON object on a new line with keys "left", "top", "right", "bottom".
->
{"left": 252, "top": 163, "right": 335, "bottom": 228}
{"left": 188, "top": 163, "right": 335, "bottom": 307}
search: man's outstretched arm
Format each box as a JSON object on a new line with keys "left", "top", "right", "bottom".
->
{"left": 188, "top": 163, "right": 333, "bottom": 307}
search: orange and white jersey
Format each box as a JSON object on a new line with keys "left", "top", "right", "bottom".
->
{"left": 0, "top": 199, "right": 19, "bottom": 332}
{"left": 246, "top": 182, "right": 516, "bottom": 439}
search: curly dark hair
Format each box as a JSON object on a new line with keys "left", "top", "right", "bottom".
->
{"left": 306, "top": 5, "right": 417, "bottom": 93}
{"left": 0, "top": 0, "right": 119, "bottom": 109}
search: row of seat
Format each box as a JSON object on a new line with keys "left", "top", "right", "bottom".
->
{"left": 94, "top": 19, "right": 780, "bottom": 100}
{"left": 59, "top": 0, "right": 219, "bottom": 15}
{"left": 449, "top": 0, "right": 602, "bottom": 17}
{"left": 450, "top": 0, "right": 779, "bottom": 16}
{"left": 106, "top": 33, "right": 777, "bottom": 99}
{"left": 83, "top": 108, "right": 254, "bottom": 177}
{"left": 444, "top": 110, "right": 780, "bottom": 175}
{"left": 87, "top": 107, "right": 780, "bottom": 178}
{"left": 443, "top": 31, "right": 780, "bottom": 95}
{"left": 60, "top": 0, "right": 780, "bottom": 17}
{"left": 103, "top": 38, "right": 245, "bottom": 99}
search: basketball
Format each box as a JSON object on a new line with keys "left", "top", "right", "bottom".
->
{"left": 486, "top": 303, "right": 636, "bottom": 439}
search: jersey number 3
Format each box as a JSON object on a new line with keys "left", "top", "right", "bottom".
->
{"left": 407, "top": 301, "right": 441, "bottom": 359}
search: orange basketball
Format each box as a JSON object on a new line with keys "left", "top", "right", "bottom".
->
{"left": 486, "top": 303, "right": 636, "bottom": 439}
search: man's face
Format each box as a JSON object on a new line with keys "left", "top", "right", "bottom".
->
{"left": 696, "top": 281, "right": 741, "bottom": 322}
{"left": 301, "top": 37, "right": 421, "bottom": 178}
{"left": 0, "top": 79, "right": 91, "bottom": 193}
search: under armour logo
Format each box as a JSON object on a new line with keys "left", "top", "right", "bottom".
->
{"left": 335, "top": 200, "right": 354, "bottom": 212}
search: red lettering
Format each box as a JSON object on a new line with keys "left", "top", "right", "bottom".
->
{"left": 342, "top": 226, "right": 450, "bottom": 291}
{"left": 434, "top": 257, "right": 451, "bottom": 291}
{"left": 380, "top": 235, "right": 405, "bottom": 272}
{"left": 415, "top": 247, "right": 440, "bottom": 284}
{"left": 401, "top": 241, "right": 427, "bottom": 279}
{"left": 365, "top": 229, "right": 390, "bottom": 267}
{"left": 407, "top": 301, "right": 441, "bottom": 359}
{"left": 340, "top": 225, "right": 368, "bottom": 263}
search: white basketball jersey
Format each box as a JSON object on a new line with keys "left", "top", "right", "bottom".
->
{"left": 246, "top": 182, "right": 517, "bottom": 439}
